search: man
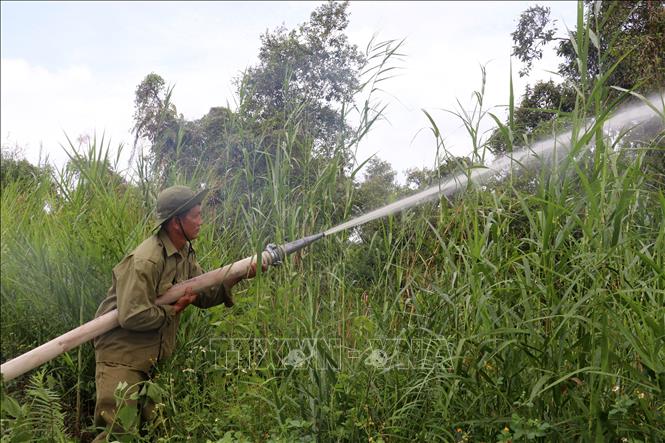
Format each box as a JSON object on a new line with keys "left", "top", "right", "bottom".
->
{"left": 92, "top": 185, "right": 256, "bottom": 440}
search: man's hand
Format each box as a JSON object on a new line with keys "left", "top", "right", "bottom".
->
{"left": 173, "top": 287, "right": 198, "bottom": 314}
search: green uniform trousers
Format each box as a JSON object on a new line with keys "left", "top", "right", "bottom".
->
{"left": 93, "top": 362, "right": 155, "bottom": 442}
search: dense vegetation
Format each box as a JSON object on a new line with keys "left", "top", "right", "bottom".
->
{"left": 489, "top": 0, "right": 664, "bottom": 155}
{"left": 2, "top": 2, "right": 663, "bottom": 442}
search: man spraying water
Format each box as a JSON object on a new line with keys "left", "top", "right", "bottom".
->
{"left": 92, "top": 185, "right": 261, "bottom": 440}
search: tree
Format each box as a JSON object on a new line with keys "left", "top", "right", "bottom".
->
{"left": 405, "top": 156, "right": 473, "bottom": 191}
{"left": 489, "top": 80, "right": 576, "bottom": 154}
{"left": 131, "top": 73, "right": 239, "bottom": 184}
{"left": 131, "top": 72, "right": 184, "bottom": 180}
{"left": 238, "top": 1, "right": 365, "bottom": 160}
{"left": 512, "top": 1, "right": 664, "bottom": 90}
{"left": 491, "top": 1, "right": 664, "bottom": 155}
{"left": 513, "top": 81, "right": 576, "bottom": 132}
{"left": 354, "top": 157, "right": 399, "bottom": 212}
{"left": 348, "top": 157, "right": 400, "bottom": 243}
{"left": 555, "top": 1, "right": 665, "bottom": 91}
{"left": 131, "top": 74, "right": 178, "bottom": 150}
{"left": 132, "top": 2, "right": 369, "bottom": 188}
{"left": 511, "top": 5, "right": 559, "bottom": 78}
{"left": 0, "top": 144, "right": 52, "bottom": 191}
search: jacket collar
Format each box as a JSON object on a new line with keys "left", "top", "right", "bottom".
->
{"left": 158, "top": 229, "right": 189, "bottom": 258}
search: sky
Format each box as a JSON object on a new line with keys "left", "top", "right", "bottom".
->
{"left": 1, "top": 1, "right": 578, "bottom": 182}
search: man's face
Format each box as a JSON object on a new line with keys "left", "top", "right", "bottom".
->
{"left": 178, "top": 204, "right": 203, "bottom": 240}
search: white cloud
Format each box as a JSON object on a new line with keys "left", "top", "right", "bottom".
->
{"left": 341, "top": 1, "right": 579, "bottom": 181}
{"left": 1, "top": 58, "right": 134, "bottom": 169}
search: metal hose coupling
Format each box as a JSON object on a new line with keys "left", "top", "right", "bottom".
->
{"left": 265, "top": 243, "right": 285, "bottom": 266}
{"left": 264, "top": 232, "right": 325, "bottom": 266}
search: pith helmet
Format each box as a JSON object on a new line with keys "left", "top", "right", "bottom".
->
{"left": 155, "top": 185, "right": 209, "bottom": 229}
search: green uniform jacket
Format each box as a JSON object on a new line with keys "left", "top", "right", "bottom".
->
{"left": 94, "top": 229, "right": 231, "bottom": 373}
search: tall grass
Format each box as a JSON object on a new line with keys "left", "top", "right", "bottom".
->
{"left": 2, "top": 9, "right": 664, "bottom": 443}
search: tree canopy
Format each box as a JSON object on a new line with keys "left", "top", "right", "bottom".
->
{"left": 0, "top": 145, "right": 52, "bottom": 191}
{"left": 132, "top": 1, "right": 366, "bottom": 190}
{"left": 239, "top": 1, "right": 365, "bottom": 159}
{"left": 490, "top": 1, "right": 665, "bottom": 155}
{"left": 512, "top": 1, "right": 664, "bottom": 90}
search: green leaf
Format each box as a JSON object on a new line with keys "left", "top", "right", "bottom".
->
{"left": 1, "top": 394, "right": 23, "bottom": 418}
{"left": 528, "top": 374, "right": 551, "bottom": 403}
{"left": 145, "top": 382, "right": 165, "bottom": 403}
{"left": 116, "top": 404, "right": 138, "bottom": 429}
{"left": 589, "top": 29, "right": 600, "bottom": 50}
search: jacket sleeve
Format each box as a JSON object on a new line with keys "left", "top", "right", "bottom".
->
{"left": 116, "top": 256, "right": 176, "bottom": 331}
{"left": 190, "top": 258, "right": 234, "bottom": 308}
